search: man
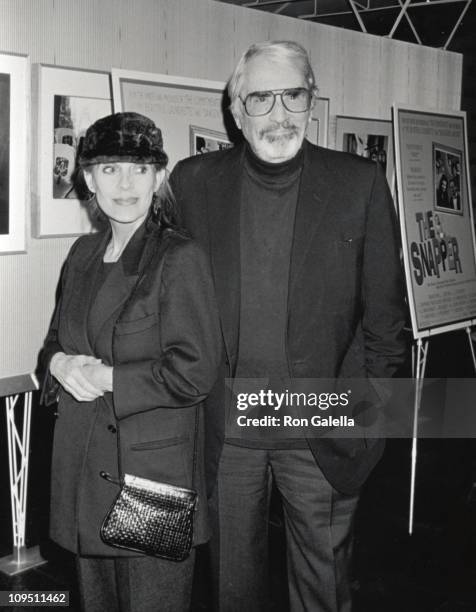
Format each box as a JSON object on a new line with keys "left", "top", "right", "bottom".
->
{"left": 171, "top": 40, "right": 406, "bottom": 612}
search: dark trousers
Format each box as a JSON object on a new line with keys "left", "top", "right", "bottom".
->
{"left": 209, "top": 445, "right": 359, "bottom": 612}
{"left": 76, "top": 551, "right": 195, "bottom": 612}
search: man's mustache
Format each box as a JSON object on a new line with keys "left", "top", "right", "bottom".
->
{"left": 259, "top": 121, "right": 299, "bottom": 139}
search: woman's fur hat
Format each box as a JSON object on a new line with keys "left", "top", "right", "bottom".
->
{"left": 78, "top": 112, "right": 168, "bottom": 167}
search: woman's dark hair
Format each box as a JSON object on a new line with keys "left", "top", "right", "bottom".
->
{"left": 151, "top": 169, "right": 183, "bottom": 232}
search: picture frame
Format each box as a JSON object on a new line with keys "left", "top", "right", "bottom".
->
{"left": 0, "top": 52, "right": 29, "bottom": 254}
{"left": 189, "top": 125, "right": 233, "bottom": 156}
{"left": 112, "top": 69, "right": 228, "bottom": 171}
{"left": 335, "top": 115, "right": 394, "bottom": 188}
{"left": 307, "top": 97, "right": 329, "bottom": 148}
{"left": 35, "top": 65, "right": 112, "bottom": 237}
{"left": 433, "top": 143, "right": 463, "bottom": 216}
{"left": 393, "top": 104, "right": 476, "bottom": 338}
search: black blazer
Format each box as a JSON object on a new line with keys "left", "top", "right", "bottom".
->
{"left": 41, "top": 220, "right": 221, "bottom": 555}
{"left": 170, "top": 140, "right": 407, "bottom": 495}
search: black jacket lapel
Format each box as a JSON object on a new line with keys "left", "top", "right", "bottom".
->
{"left": 205, "top": 144, "right": 244, "bottom": 365}
{"left": 66, "top": 231, "right": 109, "bottom": 356}
{"left": 88, "top": 221, "right": 153, "bottom": 347}
{"left": 204, "top": 141, "right": 331, "bottom": 363}
{"left": 289, "top": 141, "right": 332, "bottom": 299}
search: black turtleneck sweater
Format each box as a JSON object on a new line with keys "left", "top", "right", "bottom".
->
{"left": 229, "top": 145, "right": 307, "bottom": 448}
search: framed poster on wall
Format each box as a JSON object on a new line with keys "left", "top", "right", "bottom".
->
{"left": 189, "top": 125, "right": 232, "bottom": 156}
{"left": 0, "top": 52, "right": 28, "bottom": 254}
{"left": 393, "top": 105, "right": 476, "bottom": 338}
{"left": 112, "top": 69, "right": 228, "bottom": 171}
{"left": 335, "top": 115, "right": 394, "bottom": 188}
{"left": 35, "top": 65, "right": 112, "bottom": 237}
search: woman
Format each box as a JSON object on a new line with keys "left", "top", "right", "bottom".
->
{"left": 436, "top": 174, "right": 450, "bottom": 208}
{"left": 41, "top": 112, "right": 221, "bottom": 611}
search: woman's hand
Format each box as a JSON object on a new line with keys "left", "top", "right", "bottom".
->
{"left": 82, "top": 363, "right": 113, "bottom": 394}
{"left": 50, "top": 352, "right": 110, "bottom": 402}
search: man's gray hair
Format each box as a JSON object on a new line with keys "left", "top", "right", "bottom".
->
{"left": 228, "top": 40, "right": 317, "bottom": 115}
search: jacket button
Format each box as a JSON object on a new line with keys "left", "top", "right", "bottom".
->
{"left": 107, "top": 424, "right": 117, "bottom": 433}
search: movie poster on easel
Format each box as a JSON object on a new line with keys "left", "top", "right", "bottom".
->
{"left": 394, "top": 105, "right": 476, "bottom": 339}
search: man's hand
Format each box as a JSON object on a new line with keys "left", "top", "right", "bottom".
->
{"left": 50, "top": 352, "right": 110, "bottom": 402}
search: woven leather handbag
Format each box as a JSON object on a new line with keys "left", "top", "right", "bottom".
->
{"left": 99, "top": 410, "right": 198, "bottom": 562}
{"left": 100, "top": 472, "right": 196, "bottom": 561}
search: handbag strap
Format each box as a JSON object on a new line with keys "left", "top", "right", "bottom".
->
{"left": 191, "top": 406, "right": 199, "bottom": 489}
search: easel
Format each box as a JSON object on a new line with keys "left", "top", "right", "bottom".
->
{"left": 408, "top": 325, "right": 476, "bottom": 534}
{"left": 392, "top": 105, "right": 476, "bottom": 535}
{"left": 0, "top": 374, "right": 47, "bottom": 576}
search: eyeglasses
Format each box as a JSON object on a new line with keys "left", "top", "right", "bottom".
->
{"left": 240, "top": 88, "right": 313, "bottom": 117}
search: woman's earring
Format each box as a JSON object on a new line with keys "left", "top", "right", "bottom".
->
{"left": 152, "top": 192, "right": 160, "bottom": 216}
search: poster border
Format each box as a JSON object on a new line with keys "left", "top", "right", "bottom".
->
{"left": 0, "top": 52, "right": 29, "bottom": 255}
{"left": 393, "top": 103, "right": 476, "bottom": 339}
{"left": 112, "top": 69, "right": 226, "bottom": 115}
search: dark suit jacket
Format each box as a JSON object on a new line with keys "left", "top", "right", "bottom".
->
{"left": 41, "top": 220, "right": 221, "bottom": 555}
{"left": 170, "top": 140, "right": 407, "bottom": 495}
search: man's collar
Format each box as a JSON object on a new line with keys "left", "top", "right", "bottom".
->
{"left": 244, "top": 142, "right": 305, "bottom": 178}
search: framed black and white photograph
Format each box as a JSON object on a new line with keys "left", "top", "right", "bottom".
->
{"left": 433, "top": 143, "right": 463, "bottom": 215}
{"left": 0, "top": 53, "right": 28, "bottom": 254}
{"left": 36, "top": 65, "right": 112, "bottom": 237}
{"left": 335, "top": 115, "right": 394, "bottom": 187}
{"left": 189, "top": 125, "right": 233, "bottom": 156}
